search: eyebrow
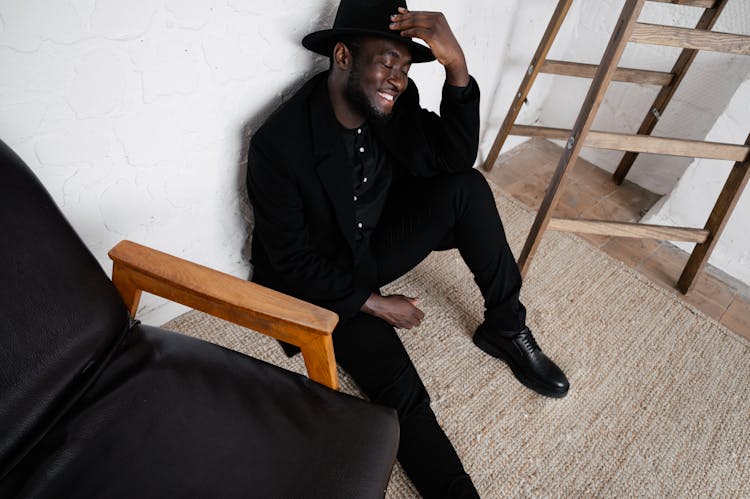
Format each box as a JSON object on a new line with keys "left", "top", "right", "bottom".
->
{"left": 384, "top": 49, "right": 412, "bottom": 64}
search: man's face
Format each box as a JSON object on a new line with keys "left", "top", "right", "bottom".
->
{"left": 345, "top": 37, "right": 412, "bottom": 123}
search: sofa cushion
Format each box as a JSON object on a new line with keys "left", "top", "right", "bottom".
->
{"left": 2, "top": 325, "right": 399, "bottom": 498}
{"left": 0, "top": 140, "right": 130, "bottom": 477}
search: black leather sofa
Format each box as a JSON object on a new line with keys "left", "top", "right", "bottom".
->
{"left": 0, "top": 139, "right": 399, "bottom": 498}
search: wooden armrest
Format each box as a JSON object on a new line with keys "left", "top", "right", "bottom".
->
{"left": 108, "top": 240, "right": 340, "bottom": 390}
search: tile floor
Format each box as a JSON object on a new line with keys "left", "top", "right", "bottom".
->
{"left": 484, "top": 138, "right": 750, "bottom": 341}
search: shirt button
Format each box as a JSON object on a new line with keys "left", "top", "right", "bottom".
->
{"left": 357, "top": 128, "right": 362, "bottom": 134}
{"left": 363, "top": 177, "right": 368, "bottom": 183}
{"left": 357, "top": 222, "right": 363, "bottom": 229}
{"left": 353, "top": 195, "right": 358, "bottom": 201}
{"left": 359, "top": 146, "right": 365, "bottom": 153}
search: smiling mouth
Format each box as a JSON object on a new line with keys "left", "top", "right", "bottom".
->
{"left": 377, "top": 91, "right": 396, "bottom": 103}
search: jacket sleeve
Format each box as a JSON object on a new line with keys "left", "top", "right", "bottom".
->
{"left": 247, "top": 138, "right": 370, "bottom": 322}
{"left": 399, "top": 76, "right": 480, "bottom": 176}
{"left": 434, "top": 77, "right": 481, "bottom": 171}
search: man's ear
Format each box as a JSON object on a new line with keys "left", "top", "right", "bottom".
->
{"left": 332, "top": 41, "right": 352, "bottom": 71}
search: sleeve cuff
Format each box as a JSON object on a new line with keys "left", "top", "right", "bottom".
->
{"left": 326, "top": 286, "right": 372, "bottom": 324}
{"left": 442, "top": 76, "right": 479, "bottom": 103}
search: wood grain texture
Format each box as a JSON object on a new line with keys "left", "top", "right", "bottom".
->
{"left": 678, "top": 134, "right": 750, "bottom": 293}
{"left": 549, "top": 218, "right": 709, "bottom": 242}
{"left": 647, "top": 0, "right": 716, "bottom": 7}
{"left": 109, "top": 240, "right": 340, "bottom": 390}
{"left": 511, "top": 125, "right": 749, "bottom": 161}
{"left": 518, "top": 0, "right": 647, "bottom": 276}
{"left": 482, "top": 0, "right": 574, "bottom": 171}
{"left": 540, "top": 60, "right": 674, "bottom": 86}
{"left": 630, "top": 23, "right": 750, "bottom": 55}
{"left": 613, "top": 0, "right": 729, "bottom": 184}
{"left": 111, "top": 264, "right": 142, "bottom": 317}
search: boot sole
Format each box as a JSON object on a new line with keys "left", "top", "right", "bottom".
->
{"left": 473, "top": 332, "right": 568, "bottom": 399}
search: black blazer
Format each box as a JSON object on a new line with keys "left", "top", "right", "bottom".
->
{"left": 247, "top": 71, "right": 480, "bottom": 322}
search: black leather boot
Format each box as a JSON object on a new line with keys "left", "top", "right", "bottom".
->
{"left": 473, "top": 324, "right": 569, "bottom": 398}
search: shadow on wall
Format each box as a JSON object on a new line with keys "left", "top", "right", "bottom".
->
{"left": 478, "top": 2, "right": 529, "bottom": 163}
{"left": 480, "top": 0, "right": 750, "bottom": 195}
{"left": 528, "top": 0, "right": 750, "bottom": 195}
{"left": 578, "top": 52, "right": 750, "bottom": 194}
{"left": 236, "top": 0, "right": 337, "bottom": 280}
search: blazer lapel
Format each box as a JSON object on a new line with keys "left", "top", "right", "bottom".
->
{"left": 309, "top": 75, "right": 356, "bottom": 251}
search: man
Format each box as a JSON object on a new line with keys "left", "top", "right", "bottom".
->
{"left": 247, "top": 1, "right": 569, "bottom": 497}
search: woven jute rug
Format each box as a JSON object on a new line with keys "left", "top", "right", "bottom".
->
{"left": 163, "top": 181, "right": 750, "bottom": 498}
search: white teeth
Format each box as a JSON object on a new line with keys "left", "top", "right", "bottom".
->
{"left": 378, "top": 92, "right": 394, "bottom": 102}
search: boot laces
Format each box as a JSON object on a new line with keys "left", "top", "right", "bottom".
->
{"left": 518, "top": 328, "right": 541, "bottom": 355}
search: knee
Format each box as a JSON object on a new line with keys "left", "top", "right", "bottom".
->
{"left": 466, "top": 168, "right": 492, "bottom": 192}
{"left": 450, "top": 168, "right": 494, "bottom": 209}
{"left": 448, "top": 168, "right": 489, "bottom": 195}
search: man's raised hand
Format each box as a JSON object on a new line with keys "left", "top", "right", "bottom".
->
{"left": 389, "top": 7, "right": 469, "bottom": 87}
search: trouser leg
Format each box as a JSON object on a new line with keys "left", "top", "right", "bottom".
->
{"left": 333, "top": 313, "right": 479, "bottom": 498}
{"left": 373, "top": 169, "right": 526, "bottom": 333}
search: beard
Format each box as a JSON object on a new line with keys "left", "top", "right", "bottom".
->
{"left": 344, "top": 61, "right": 392, "bottom": 126}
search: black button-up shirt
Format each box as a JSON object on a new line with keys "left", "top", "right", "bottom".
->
{"left": 341, "top": 122, "right": 391, "bottom": 262}
{"left": 339, "top": 80, "right": 477, "bottom": 285}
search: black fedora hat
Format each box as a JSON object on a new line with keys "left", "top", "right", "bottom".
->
{"left": 302, "top": 0, "right": 436, "bottom": 63}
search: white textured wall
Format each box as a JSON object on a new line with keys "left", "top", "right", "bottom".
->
{"left": 0, "top": 0, "right": 537, "bottom": 324}
{"left": 0, "top": 0, "right": 335, "bottom": 324}
{"left": 1, "top": 0, "right": 748, "bottom": 325}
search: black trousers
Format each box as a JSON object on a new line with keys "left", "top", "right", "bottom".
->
{"left": 333, "top": 169, "right": 526, "bottom": 499}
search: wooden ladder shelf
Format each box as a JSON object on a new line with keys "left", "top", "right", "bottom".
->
{"left": 484, "top": 0, "right": 750, "bottom": 294}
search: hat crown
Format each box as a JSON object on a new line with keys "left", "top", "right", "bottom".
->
{"left": 301, "top": 0, "right": 435, "bottom": 63}
{"left": 332, "top": 0, "right": 407, "bottom": 34}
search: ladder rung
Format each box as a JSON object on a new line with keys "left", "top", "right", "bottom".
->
{"left": 647, "top": 0, "right": 717, "bottom": 8}
{"left": 511, "top": 125, "right": 750, "bottom": 162}
{"left": 548, "top": 218, "right": 710, "bottom": 243}
{"left": 631, "top": 23, "right": 750, "bottom": 55}
{"left": 540, "top": 60, "right": 674, "bottom": 86}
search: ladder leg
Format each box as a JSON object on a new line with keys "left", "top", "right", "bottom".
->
{"left": 677, "top": 133, "right": 750, "bottom": 293}
{"left": 612, "top": 0, "right": 729, "bottom": 185}
{"left": 483, "top": 0, "right": 574, "bottom": 172}
{"left": 519, "top": 0, "right": 647, "bottom": 276}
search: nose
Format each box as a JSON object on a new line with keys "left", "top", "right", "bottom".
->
{"left": 387, "top": 68, "right": 407, "bottom": 92}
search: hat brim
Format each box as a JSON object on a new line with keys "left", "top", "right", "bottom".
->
{"left": 302, "top": 28, "right": 436, "bottom": 63}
